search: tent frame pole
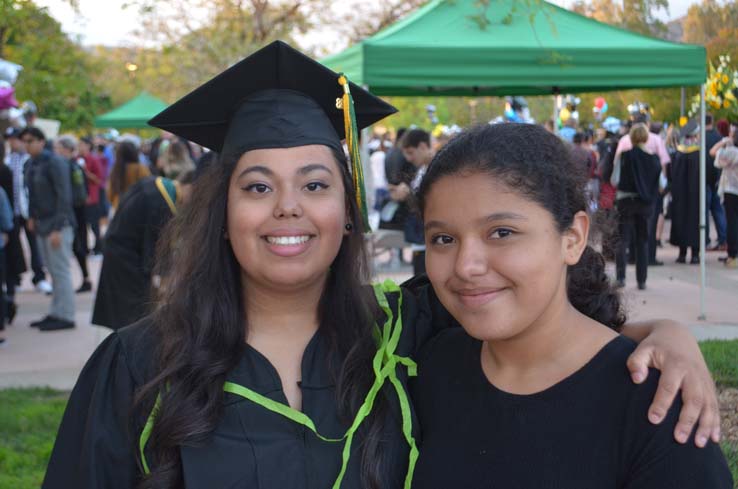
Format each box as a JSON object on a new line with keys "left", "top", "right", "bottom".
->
{"left": 698, "top": 84, "right": 706, "bottom": 321}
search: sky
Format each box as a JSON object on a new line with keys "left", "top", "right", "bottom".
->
{"left": 35, "top": 0, "right": 700, "bottom": 49}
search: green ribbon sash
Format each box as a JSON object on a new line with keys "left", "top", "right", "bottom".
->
{"left": 140, "top": 279, "right": 418, "bottom": 489}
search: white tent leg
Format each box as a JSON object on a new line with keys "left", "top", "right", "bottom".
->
{"left": 698, "top": 84, "right": 706, "bottom": 321}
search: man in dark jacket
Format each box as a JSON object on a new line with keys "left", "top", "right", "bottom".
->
{"left": 21, "top": 127, "right": 76, "bottom": 331}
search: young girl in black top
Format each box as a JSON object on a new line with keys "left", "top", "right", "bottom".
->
{"left": 412, "top": 123, "right": 733, "bottom": 488}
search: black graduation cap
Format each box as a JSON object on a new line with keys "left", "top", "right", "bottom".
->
{"left": 148, "top": 40, "right": 397, "bottom": 159}
{"left": 680, "top": 119, "right": 700, "bottom": 139}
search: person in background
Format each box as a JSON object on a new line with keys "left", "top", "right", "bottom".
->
{"left": 3, "top": 127, "right": 51, "bottom": 296}
{"left": 53, "top": 135, "right": 92, "bottom": 293}
{"left": 92, "top": 170, "right": 197, "bottom": 330}
{"left": 704, "top": 114, "right": 727, "bottom": 251}
{"left": 611, "top": 123, "right": 662, "bottom": 290}
{"left": 669, "top": 120, "right": 702, "bottom": 264}
{"left": 21, "top": 127, "right": 76, "bottom": 331}
{"left": 709, "top": 128, "right": 738, "bottom": 268}
{"left": 571, "top": 132, "right": 599, "bottom": 209}
{"left": 79, "top": 137, "right": 104, "bottom": 255}
{"left": 0, "top": 178, "right": 14, "bottom": 344}
{"left": 596, "top": 119, "right": 621, "bottom": 261}
{"left": 615, "top": 114, "right": 670, "bottom": 267}
{"left": 0, "top": 134, "right": 25, "bottom": 325}
{"left": 392, "top": 128, "right": 434, "bottom": 275}
{"left": 108, "top": 140, "right": 151, "bottom": 210}
{"left": 156, "top": 139, "right": 195, "bottom": 180}
{"left": 93, "top": 141, "right": 111, "bottom": 226}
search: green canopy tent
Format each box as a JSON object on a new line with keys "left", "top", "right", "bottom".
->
{"left": 95, "top": 92, "right": 168, "bottom": 129}
{"left": 322, "top": 0, "right": 704, "bottom": 96}
{"left": 324, "top": 0, "right": 712, "bottom": 319}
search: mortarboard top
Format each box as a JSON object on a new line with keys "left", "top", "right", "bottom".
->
{"left": 679, "top": 119, "right": 700, "bottom": 139}
{"left": 148, "top": 40, "right": 397, "bottom": 159}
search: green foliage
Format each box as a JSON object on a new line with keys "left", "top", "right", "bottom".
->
{"left": 1, "top": 1, "right": 110, "bottom": 131}
{"left": 722, "top": 442, "right": 738, "bottom": 487}
{"left": 0, "top": 388, "right": 68, "bottom": 489}
{"left": 699, "top": 339, "right": 738, "bottom": 389}
{"left": 570, "top": 0, "right": 668, "bottom": 37}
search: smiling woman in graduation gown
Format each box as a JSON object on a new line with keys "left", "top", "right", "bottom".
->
{"left": 42, "top": 41, "right": 424, "bottom": 489}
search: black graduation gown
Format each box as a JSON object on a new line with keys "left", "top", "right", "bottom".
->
{"left": 669, "top": 147, "right": 700, "bottom": 249}
{"left": 92, "top": 177, "right": 174, "bottom": 330}
{"left": 43, "top": 284, "right": 448, "bottom": 489}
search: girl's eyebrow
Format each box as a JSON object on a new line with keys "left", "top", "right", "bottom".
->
{"left": 485, "top": 212, "right": 527, "bottom": 222}
{"left": 425, "top": 212, "right": 528, "bottom": 231}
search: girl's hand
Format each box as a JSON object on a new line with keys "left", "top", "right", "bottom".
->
{"left": 625, "top": 320, "right": 719, "bottom": 448}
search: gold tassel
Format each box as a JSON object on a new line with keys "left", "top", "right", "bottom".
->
{"left": 338, "top": 74, "right": 370, "bottom": 232}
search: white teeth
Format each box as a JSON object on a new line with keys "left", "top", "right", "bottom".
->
{"left": 266, "top": 235, "right": 311, "bottom": 245}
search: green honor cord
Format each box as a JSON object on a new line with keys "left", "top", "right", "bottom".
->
{"left": 140, "top": 279, "right": 418, "bottom": 489}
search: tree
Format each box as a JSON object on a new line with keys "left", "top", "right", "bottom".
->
{"left": 570, "top": 0, "right": 669, "bottom": 37}
{"left": 683, "top": 0, "right": 738, "bottom": 62}
{"left": 1, "top": 0, "right": 109, "bottom": 130}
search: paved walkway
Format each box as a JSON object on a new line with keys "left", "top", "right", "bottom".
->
{"left": 0, "top": 242, "right": 736, "bottom": 390}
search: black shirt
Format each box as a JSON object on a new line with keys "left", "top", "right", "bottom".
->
{"left": 411, "top": 330, "right": 732, "bottom": 489}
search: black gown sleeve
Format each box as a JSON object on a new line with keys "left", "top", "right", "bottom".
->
{"left": 42, "top": 332, "right": 144, "bottom": 489}
{"left": 621, "top": 370, "right": 733, "bottom": 489}
{"left": 399, "top": 274, "right": 461, "bottom": 357}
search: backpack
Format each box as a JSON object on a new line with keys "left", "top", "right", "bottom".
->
{"left": 69, "top": 159, "right": 88, "bottom": 207}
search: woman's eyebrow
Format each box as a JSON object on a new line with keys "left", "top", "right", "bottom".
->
{"left": 237, "top": 165, "right": 273, "bottom": 179}
{"left": 298, "top": 163, "right": 333, "bottom": 175}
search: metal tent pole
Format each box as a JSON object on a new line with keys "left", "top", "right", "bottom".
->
{"left": 698, "top": 84, "right": 707, "bottom": 321}
{"left": 552, "top": 95, "right": 560, "bottom": 135}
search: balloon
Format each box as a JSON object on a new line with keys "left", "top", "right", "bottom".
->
{"left": 594, "top": 97, "right": 606, "bottom": 109}
{"left": 601, "top": 102, "right": 608, "bottom": 114}
{"left": 560, "top": 108, "right": 571, "bottom": 122}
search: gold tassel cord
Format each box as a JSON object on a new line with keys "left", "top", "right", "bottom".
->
{"left": 337, "top": 74, "right": 370, "bottom": 232}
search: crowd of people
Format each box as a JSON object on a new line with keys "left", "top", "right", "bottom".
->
{"left": 365, "top": 106, "right": 738, "bottom": 291}
{"left": 2, "top": 95, "right": 736, "bottom": 345}
{"left": 0, "top": 107, "right": 202, "bottom": 343}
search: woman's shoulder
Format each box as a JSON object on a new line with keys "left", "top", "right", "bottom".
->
{"left": 111, "top": 315, "right": 160, "bottom": 385}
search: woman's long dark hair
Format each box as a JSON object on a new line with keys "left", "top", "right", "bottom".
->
{"left": 110, "top": 140, "right": 140, "bottom": 198}
{"left": 417, "top": 123, "right": 625, "bottom": 329}
{"left": 134, "top": 148, "right": 389, "bottom": 488}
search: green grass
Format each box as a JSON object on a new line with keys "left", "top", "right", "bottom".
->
{"left": 0, "top": 388, "right": 68, "bottom": 489}
{"left": 725, "top": 442, "right": 738, "bottom": 488}
{"left": 700, "top": 339, "right": 738, "bottom": 389}
{"left": 0, "top": 340, "right": 736, "bottom": 488}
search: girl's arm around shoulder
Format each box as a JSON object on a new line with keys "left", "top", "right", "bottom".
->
{"left": 621, "top": 319, "right": 721, "bottom": 448}
{"left": 42, "top": 319, "right": 158, "bottom": 489}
